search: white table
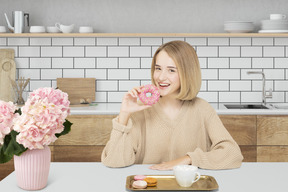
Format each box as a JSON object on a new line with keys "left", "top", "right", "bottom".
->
{"left": 0, "top": 162, "right": 287, "bottom": 192}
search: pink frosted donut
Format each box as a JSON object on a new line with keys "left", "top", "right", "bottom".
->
{"left": 138, "top": 84, "right": 160, "bottom": 105}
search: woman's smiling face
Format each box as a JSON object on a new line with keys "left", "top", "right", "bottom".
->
{"left": 153, "top": 50, "right": 181, "bottom": 98}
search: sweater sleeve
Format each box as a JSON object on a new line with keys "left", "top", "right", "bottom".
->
{"left": 187, "top": 101, "right": 243, "bottom": 170}
{"left": 101, "top": 114, "right": 143, "bottom": 168}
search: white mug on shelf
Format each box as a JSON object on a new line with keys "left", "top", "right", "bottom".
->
{"left": 55, "top": 23, "right": 74, "bottom": 33}
{"left": 173, "top": 165, "right": 201, "bottom": 187}
{"left": 270, "top": 14, "right": 287, "bottom": 20}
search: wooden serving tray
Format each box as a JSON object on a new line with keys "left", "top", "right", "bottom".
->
{"left": 126, "top": 175, "right": 218, "bottom": 191}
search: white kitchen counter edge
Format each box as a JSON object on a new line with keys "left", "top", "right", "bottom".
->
{"left": 70, "top": 103, "right": 288, "bottom": 115}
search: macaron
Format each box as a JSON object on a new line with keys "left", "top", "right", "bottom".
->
{"left": 132, "top": 180, "right": 147, "bottom": 189}
{"left": 144, "top": 177, "right": 157, "bottom": 187}
{"left": 134, "top": 175, "right": 147, "bottom": 181}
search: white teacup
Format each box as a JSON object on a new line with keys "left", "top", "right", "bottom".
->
{"left": 55, "top": 23, "right": 74, "bottom": 33}
{"left": 173, "top": 165, "right": 200, "bottom": 187}
{"left": 46, "top": 26, "right": 61, "bottom": 33}
{"left": 79, "top": 26, "right": 93, "bottom": 33}
{"left": 0, "top": 26, "right": 6, "bottom": 33}
{"left": 270, "top": 14, "right": 286, "bottom": 20}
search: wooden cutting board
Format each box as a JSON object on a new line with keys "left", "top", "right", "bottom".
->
{"left": 0, "top": 49, "right": 16, "bottom": 102}
{"left": 57, "top": 78, "right": 96, "bottom": 105}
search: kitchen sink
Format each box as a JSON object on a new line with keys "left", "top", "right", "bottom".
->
{"left": 224, "top": 104, "right": 269, "bottom": 109}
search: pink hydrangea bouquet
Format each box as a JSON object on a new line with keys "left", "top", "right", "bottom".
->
{"left": 0, "top": 101, "right": 18, "bottom": 145}
{"left": 0, "top": 87, "right": 72, "bottom": 163}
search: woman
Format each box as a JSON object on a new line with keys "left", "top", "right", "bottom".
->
{"left": 101, "top": 40, "right": 243, "bottom": 170}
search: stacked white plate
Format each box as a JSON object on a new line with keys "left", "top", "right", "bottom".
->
{"left": 224, "top": 21, "right": 254, "bottom": 33}
{"left": 259, "top": 20, "right": 288, "bottom": 33}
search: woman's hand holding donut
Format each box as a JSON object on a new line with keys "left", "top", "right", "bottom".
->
{"left": 118, "top": 86, "right": 152, "bottom": 126}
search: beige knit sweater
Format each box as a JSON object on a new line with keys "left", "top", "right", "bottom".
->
{"left": 101, "top": 97, "right": 243, "bottom": 169}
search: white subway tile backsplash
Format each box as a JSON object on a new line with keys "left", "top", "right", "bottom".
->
{"left": 230, "top": 38, "right": 251, "bottom": 46}
{"left": 230, "top": 58, "right": 251, "bottom": 68}
{"left": 264, "top": 69, "right": 285, "bottom": 80}
{"left": 275, "top": 81, "right": 288, "bottom": 91}
{"left": 119, "top": 58, "right": 140, "bottom": 68}
{"left": 19, "top": 47, "right": 40, "bottom": 57}
{"left": 95, "top": 91, "right": 107, "bottom": 102}
{"left": 208, "top": 81, "right": 229, "bottom": 91}
{"left": 96, "top": 80, "right": 118, "bottom": 91}
{"left": 230, "top": 81, "right": 251, "bottom": 91}
{"left": 97, "top": 58, "right": 118, "bottom": 68}
{"left": 0, "top": 38, "right": 6, "bottom": 45}
{"left": 130, "top": 47, "right": 151, "bottom": 57}
{"left": 75, "top": 58, "right": 95, "bottom": 68}
{"left": 241, "top": 47, "right": 262, "bottom": 57}
{"left": 196, "top": 47, "right": 218, "bottom": 57}
{"left": 141, "top": 38, "right": 162, "bottom": 46}
{"left": 0, "top": 36, "right": 287, "bottom": 104}
{"left": 219, "top": 47, "right": 240, "bottom": 57}
{"left": 30, "top": 80, "right": 51, "bottom": 91}
{"left": 74, "top": 38, "right": 96, "bottom": 46}
{"left": 63, "top": 47, "right": 84, "bottom": 57}
{"left": 163, "top": 38, "right": 185, "bottom": 43}
{"left": 30, "top": 58, "right": 51, "bottom": 68}
{"left": 219, "top": 69, "right": 240, "bottom": 80}
{"left": 130, "top": 69, "right": 151, "bottom": 80}
{"left": 252, "top": 80, "right": 273, "bottom": 92}
{"left": 19, "top": 69, "right": 40, "bottom": 79}
{"left": 252, "top": 58, "right": 273, "bottom": 68}
{"left": 86, "top": 69, "right": 107, "bottom": 80}
{"left": 274, "top": 38, "right": 288, "bottom": 45}
{"left": 252, "top": 38, "right": 273, "bottom": 45}
{"left": 275, "top": 58, "right": 288, "bottom": 68}
{"left": 186, "top": 38, "right": 206, "bottom": 46}
{"left": 269, "top": 92, "right": 285, "bottom": 103}
{"left": 263, "top": 47, "right": 284, "bottom": 57}
{"left": 41, "top": 69, "right": 62, "bottom": 79}
{"left": 241, "top": 92, "right": 262, "bottom": 103}
{"left": 63, "top": 69, "right": 84, "bottom": 78}
{"left": 197, "top": 92, "right": 218, "bottom": 102}
{"left": 8, "top": 38, "right": 29, "bottom": 46}
{"left": 108, "top": 92, "right": 125, "bottom": 102}
{"left": 86, "top": 47, "right": 106, "bottom": 57}
{"left": 141, "top": 58, "right": 152, "bottom": 68}
{"left": 52, "top": 38, "right": 73, "bottom": 46}
{"left": 97, "top": 38, "right": 118, "bottom": 45}
{"left": 119, "top": 38, "right": 140, "bottom": 46}
{"left": 30, "top": 38, "right": 51, "bottom": 46}
{"left": 119, "top": 80, "right": 140, "bottom": 91}
{"left": 52, "top": 58, "right": 73, "bottom": 68}
{"left": 208, "top": 38, "right": 229, "bottom": 46}
{"left": 219, "top": 92, "right": 240, "bottom": 102}
{"left": 152, "top": 46, "right": 159, "bottom": 56}
{"left": 200, "top": 80, "right": 207, "bottom": 91}
{"left": 108, "top": 47, "right": 129, "bottom": 57}
{"left": 15, "top": 58, "right": 29, "bottom": 68}
{"left": 108, "top": 69, "right": 129, "bottom": 79}
{"left": 201, "top": 69, "right": 218, "bottom": 80}
{"left": 41, "top": 47, "right": 62, "bottom": 57}
{"left": 207, "top": 58, "right": 229, "bottom": 68}
{"left": 198, "top": 58, "right": 207, "bottom": 68}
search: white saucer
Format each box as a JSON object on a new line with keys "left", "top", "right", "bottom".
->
{"left": 258, "top": 30, "right": 288, "bottom": 33}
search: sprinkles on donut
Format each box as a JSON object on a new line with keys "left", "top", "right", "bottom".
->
{"left": 138, "top": 84, "right": 160, "bottom": 105}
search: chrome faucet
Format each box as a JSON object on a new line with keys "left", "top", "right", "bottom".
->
{"left": 247, "top": 71, "right": 272, "bottom": 106}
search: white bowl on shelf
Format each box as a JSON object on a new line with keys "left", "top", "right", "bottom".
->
{"left": 224, "top": 21, "right": 254, "bottom": 33}
{"left": 30, "top": 26, "right": 46, "bottom": 33}
{"left": 46, "top": 26, "right": 61, "bottom": 33}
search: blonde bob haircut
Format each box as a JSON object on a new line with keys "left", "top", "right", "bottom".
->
{"left": 151, "top": 40, "right": 201, "bottom": 101}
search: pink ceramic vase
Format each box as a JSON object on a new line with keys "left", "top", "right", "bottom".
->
{"left": 14, "top": 145, "right": 51, "bottom": 190}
